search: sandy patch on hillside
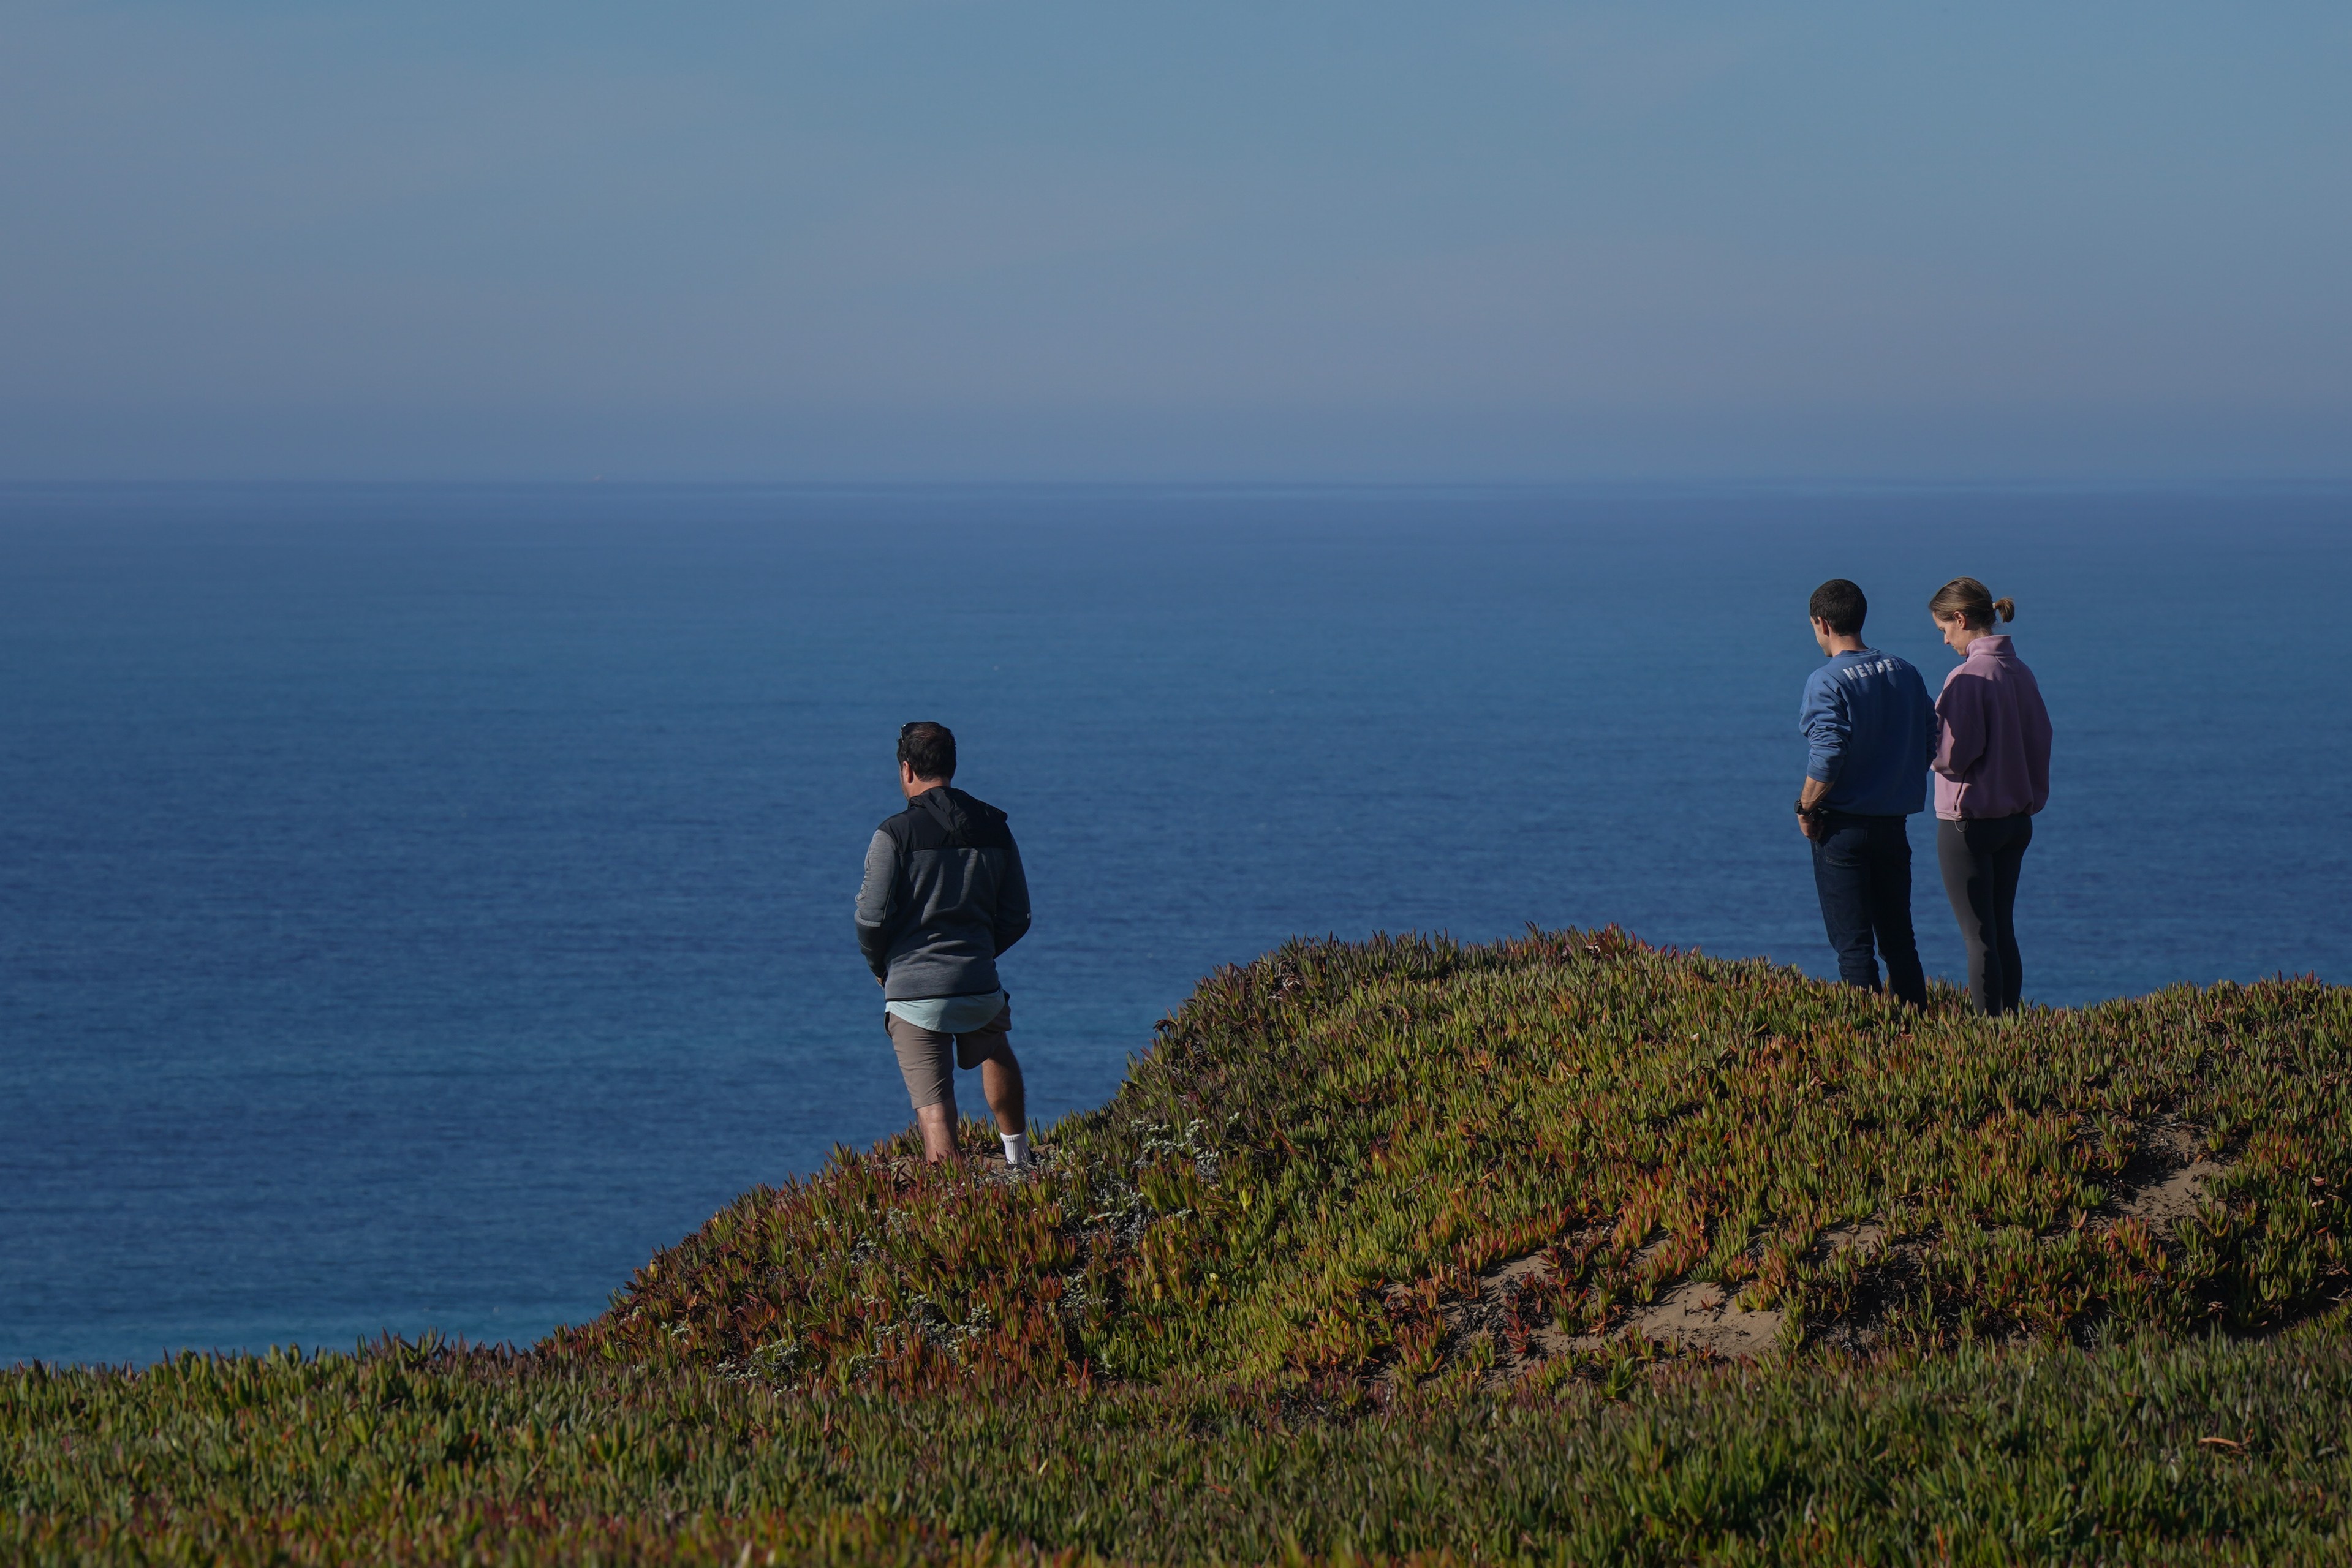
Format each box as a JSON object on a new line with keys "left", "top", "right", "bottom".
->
{"left": 2119, "top": 1123, "right": 2224, "bottom": 1235}
{"left": 1412, "top": 1121, "right": 2231, "bottom": 1382}
{"left": 1425, "top": 1239, "right": 1790, "bottom": 1384}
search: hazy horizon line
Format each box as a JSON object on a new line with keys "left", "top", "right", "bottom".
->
{"left": 6, "top": 476, "right": 2350, "bottom": 497}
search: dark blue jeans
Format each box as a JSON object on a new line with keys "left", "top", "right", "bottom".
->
{"left": 1809, "top": 812, "right": 1927, "bottom": 1008}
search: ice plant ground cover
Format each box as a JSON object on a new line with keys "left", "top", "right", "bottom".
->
{"left": 9, "top": 930, "right": 2352, "bottom": 1563}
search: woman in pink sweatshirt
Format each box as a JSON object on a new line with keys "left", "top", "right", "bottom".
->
{"left": 1929, "top": 577, "right": 2054, "bottom": 1016}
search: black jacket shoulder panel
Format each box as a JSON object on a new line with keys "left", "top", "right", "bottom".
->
{"left": 879, "top": 808, "right": 942, "bottom": 851}
{"left": 883, "top": 787, "right": 1012, "bottom": 851}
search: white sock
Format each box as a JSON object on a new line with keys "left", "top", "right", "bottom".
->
{"left": 1000, "top": 1131, "right": 1030, "bottom": 1168}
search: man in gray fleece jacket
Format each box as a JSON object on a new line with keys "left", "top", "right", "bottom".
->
{"left": 854, "top": 721, "right": 1034, "bottom": 1169}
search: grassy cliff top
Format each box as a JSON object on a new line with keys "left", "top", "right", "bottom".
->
{"left": 12, "top": 930, "right": 2352, "bottom": 1564}
{"left": 556, "top": 929, "right": 2351, "bottom": 1397}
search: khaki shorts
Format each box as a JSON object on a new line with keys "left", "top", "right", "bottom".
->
{"left": 884, "top": 1000, "right": 1015, "bottom": 1112}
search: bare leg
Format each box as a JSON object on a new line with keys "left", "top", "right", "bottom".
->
{"left": 980, "top": 1051, "right": 1026, "bottom": 1137}
{"left": 914, "top": 1103, "right": 960, "bottom": 1165}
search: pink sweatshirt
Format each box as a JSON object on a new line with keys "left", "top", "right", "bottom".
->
{"left": 1932, "top": 635, "right": 2052, "bottom": 821}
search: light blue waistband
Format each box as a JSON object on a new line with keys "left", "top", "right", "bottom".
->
{"left": 885, "top": 990, "right": 1007, "bottom": 1034}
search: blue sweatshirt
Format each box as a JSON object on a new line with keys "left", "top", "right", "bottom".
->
{"left": 1799, "top": 648, "right": 1935, "bottom": 816}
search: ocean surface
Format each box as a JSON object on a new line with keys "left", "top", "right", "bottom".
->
{"left": 4, "top": 483, "right": 2347, "bottom": 1367}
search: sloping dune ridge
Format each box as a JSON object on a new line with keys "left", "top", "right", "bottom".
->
{"left": 561, "top": 929, "right": 2348, "bottom": 1395}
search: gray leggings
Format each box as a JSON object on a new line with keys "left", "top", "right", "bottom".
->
{"left": 1937, "top": 813, "right": 2033, "bottom": 1016}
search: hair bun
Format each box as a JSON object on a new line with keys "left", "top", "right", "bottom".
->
{"left": 1993, "top": 597, "right": 2016, "bottom": 622}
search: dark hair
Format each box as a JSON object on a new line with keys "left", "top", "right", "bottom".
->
{"left": 1928, "top": 577, "right": 2016, "bottom": 629}
{"left": 896, "top": 721, "right": 956, "bottom": 782}
{"left": 1808, "top": 579, "right": 1867, "bottom": 636}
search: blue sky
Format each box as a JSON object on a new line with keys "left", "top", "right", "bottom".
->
{"left": 2, "top": 1, "right": 2346, "bottom": 480}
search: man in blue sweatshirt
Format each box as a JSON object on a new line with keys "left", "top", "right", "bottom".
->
{"left": 1797, "top": 579, "right": 1935, "bottom": 1008}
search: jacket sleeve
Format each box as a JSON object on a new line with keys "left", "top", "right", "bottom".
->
{"left": 1933, "top": 674, "right": 1987, "bottom": 783}
{"left": 1799, "top": 671, "right": 1848, "bottom": 786}
{"left": 853, "top": 829, "right": 901, "bottom": 978}
{"left": 991, "top": 832, "right": 1032, "bottom": 957}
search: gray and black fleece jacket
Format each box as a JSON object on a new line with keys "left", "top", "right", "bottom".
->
{"left": 854, "top": 786, "right": 1032, "bottom": 1001}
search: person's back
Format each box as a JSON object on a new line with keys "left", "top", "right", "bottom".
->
{"left": 1801, "top": 650, "right": 1937, "bottom": 818}
{"left": 859, "top": 783, "right": 1030, "bottom": 1003}
{"left": 1795, "top": 579, "right": 1936, "bottom": 1008}
{"left": 854, "top": 722, "right": 1034, "bottom": 1169}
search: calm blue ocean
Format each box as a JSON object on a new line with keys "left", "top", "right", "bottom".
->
{"left": 4, "top": 484, "right": 2347, "bottom": 1367}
